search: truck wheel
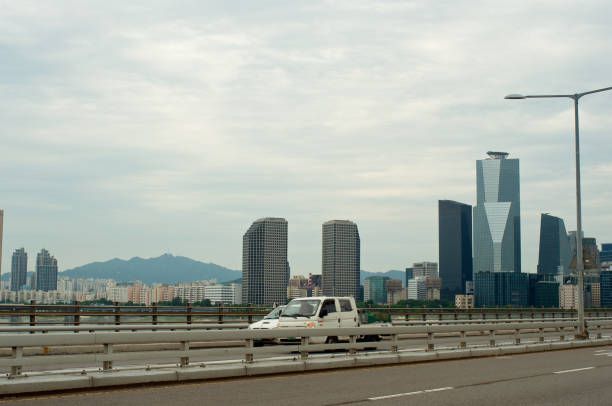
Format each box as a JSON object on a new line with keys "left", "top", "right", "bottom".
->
{"left": 325, "top": 336, "right": 338, "bottom": 344}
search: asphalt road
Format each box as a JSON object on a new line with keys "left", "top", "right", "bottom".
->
{"left": 12, "top": 329, "right": 590, "bottom": 373}
{"left": 4, "top": 345, "right": 612, "bottom": 405}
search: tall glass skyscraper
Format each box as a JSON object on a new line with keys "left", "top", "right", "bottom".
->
{"left": 473, "top": 151, "right": 521, "bottom": 274}
{"left": 438, "top": 200, "right": 473, "bottom": 301}
{"left": 36, "top": 249, "right": 58, "bottom": 291}
{"left": 602, "top": 243, "right": 612, "bottom": 268}
{"left": 322, "top": 220, "right": 360, "bottom": 298}
{"left": 363, "top": 275, "right": 388, "bottom": 304}
{"left": 242, "top": 218, "right": 288, "bottom": 305}
{"left": 537, "top": 213, "right": 571, "bottom": 275}
{"left": 11, "top": 248, "right": 28, "bottom": 291}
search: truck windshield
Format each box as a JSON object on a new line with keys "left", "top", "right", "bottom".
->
{"left": 264, "top": 306, "right": 285, "bottom": 319}
{"left": 282, "top": 299, "right": 320, "bottom": 317}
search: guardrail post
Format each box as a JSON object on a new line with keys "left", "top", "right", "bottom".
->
{"left": 300, "top": 336, "right": 309, "bottom": 359}
{"left": 596, "top": 324, "right": 602, "bottom": 339}
{"left": 218, "top": 302, "right": 224, "bottom": 324}
{"left": 427, "top": 332, "right": 434, "bottom": 351}
{"left": 514, "top": 329, "right": 521, "bottom": 345}
{"left": 29, "top": 300, "right": 36, "bottom": 333}
{"left": 103, "top": 344, "right": 113, "bottom": 371}
{"left": 539, "top": 328, "right": 544, "bottom": 342}
{"left": 489, "top": 330, "right": 495, "bottom": 346}
{"left": 180, "top": 341, "right": 189, "bottom": 367}
{"left": 351, "top": 334, "right": 358, "bottom": 354}
{"left": 74, "top": 301, "right": 81, "bottom": 330}
{"left": 10, "top": 346, "right": 23, "bottom": 377}
{"left": 248, "top": 304, "right": 253, "bottom": 324}
{"left": 114, "top": 302, "right": 120, "bottom": 331}
{"left": 186, "top": 303, "right": 192, "bottom": 326}
{"left": 391, "top": 334, "right": 398, "bottom": 352}
{"left": 152, "top": 303, "right": 158, "bottom": 330}
{"left": 459, "top": 330, "right": 466, "bottom": 348}
{"left": 245, "top": 339, "right": 254, "bottom": 363}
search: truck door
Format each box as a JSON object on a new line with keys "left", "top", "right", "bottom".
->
{"left": 319, "top": 298, "right": 340, "bottom": 329}
{"left": 338, "top": 298, "right": 358, "bottom": 327}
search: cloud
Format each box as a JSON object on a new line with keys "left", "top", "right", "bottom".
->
{"left": 1, "top": 1, "right": 611, "bottom": 276}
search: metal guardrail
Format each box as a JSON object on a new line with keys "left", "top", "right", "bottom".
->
{"left": 0, "top": 323, "right": 249, "bottom": 334}
{"left": 391, "top": 317, "right": 612, "bottom": 326}
{"left": 3, "top": 319, "right": 612, "bottom": 377}
{"left": 0, "top": 303, "right": 270, "bottom": 326}
{"left": 3, "top": 303, "right": 612, "bottom": 327}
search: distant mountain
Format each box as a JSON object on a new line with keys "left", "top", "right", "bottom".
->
{"left": 61, "top": 254, "right": 241, "bottom": 285}
{"left": 360, "top": 270, "right": 406, "bottom": 284}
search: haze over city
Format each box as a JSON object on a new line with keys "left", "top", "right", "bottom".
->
{"left": 2, "top": 1, "right": 612, "bottom": 275}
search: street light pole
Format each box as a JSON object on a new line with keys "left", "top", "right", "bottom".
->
{"left": 505, "top": 86, "right": 612, "bottom": 338}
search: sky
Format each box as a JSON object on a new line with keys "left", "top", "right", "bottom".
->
{"left": 1, "top": 0, "right": 611, "bottom": 277}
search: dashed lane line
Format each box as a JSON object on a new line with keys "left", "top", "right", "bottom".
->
{"left": 553, "top": 367, "right": 595, "bottom": 374}
{"left": 368, "top": 387, "right": 454, "bottom": 401}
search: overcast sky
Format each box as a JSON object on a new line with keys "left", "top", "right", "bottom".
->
{"left": 1, "top": 0, "right": 611, "bottom": 277}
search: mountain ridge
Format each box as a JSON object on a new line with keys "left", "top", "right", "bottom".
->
{"left": 60, "top": 254, "right": 241, "bottom": 285}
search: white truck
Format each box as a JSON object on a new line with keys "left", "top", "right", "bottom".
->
{"left": 276, "top": 296, "right": 382, "bottom": 344}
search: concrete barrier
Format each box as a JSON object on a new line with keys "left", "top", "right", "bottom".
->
{"left": 3, "top": 336, "right": 612, "bottom": 396}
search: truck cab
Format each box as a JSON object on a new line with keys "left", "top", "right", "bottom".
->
{"left": 278, "top": 296, "right": 359, "bottom": 343}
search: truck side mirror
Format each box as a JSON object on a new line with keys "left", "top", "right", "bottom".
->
{"left": 319, "top": 308, "right": 328, "bottom": 318}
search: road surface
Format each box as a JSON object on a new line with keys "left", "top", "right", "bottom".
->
{"left": 3, "top": 345, "right": 612, "bottom": 405}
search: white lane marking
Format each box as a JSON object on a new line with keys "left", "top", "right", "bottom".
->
{"left": 368, "top": 387, "right": 453, "bottom": 401}
{"left": 553, "top": 367, "right": 595, "bottom": 374}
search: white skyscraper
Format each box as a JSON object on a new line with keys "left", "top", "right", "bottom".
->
{"left": 473, "top": 151, "right": 521, "bottom": 274}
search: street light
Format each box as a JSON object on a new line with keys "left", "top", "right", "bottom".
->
{"left": 505, "top": 86, "right": 612, "bottom": 338}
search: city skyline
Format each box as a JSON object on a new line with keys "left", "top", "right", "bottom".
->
{"left": 2, "top": 2, "right": 612, "bottom": 276}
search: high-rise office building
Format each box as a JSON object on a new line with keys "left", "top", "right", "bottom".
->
{"left": 36, "top": 249, "right": 58, "bottom": 291}
{"left": 569, "top": 231, "right": 600, "bottom": 272}
{"left": 602, "top": 244, "right": 612, "bottom": 270}
{"left": 241, "top": 217, "right": 288, "bottom": 305}
{"left": 537, "top": 213, "right": 571, "bottom": 276}
{"left": 438, "top": 200, "right": 473, "bottom": 301}
{"left": 473, "top": 151, "right": 521, "bottom": 274}
{"left": 405, "top": 267, "right": 414, "bottom": 287}
{"left": 474, "top": 271, "right": 529, "bottom": 307}
{"left": 411, "top": 262, "right": 438, "bottom": 278}
{"left": 322, "top": 220, "right": 360, "bottom": 298}
{"left": 11, "top": 248, "right": 28, "bottom": 291}
{"left": 600, "top": 271, "right": 612, "bottom": 307}
{"left": 363, "top": 275, "right": 388, "bottom": 304}
{"left": 407, "top": 277, "right": 427, "bottom": 300}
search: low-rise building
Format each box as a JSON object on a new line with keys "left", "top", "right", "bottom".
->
{"left": 559, "top": 284, "right": 579, "bottom": 309}
{"left": 455, "top": 294, "right": 474, "bottom": 309}
{"left": 205, "top": 284, "right": 242, "bottom": 304}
